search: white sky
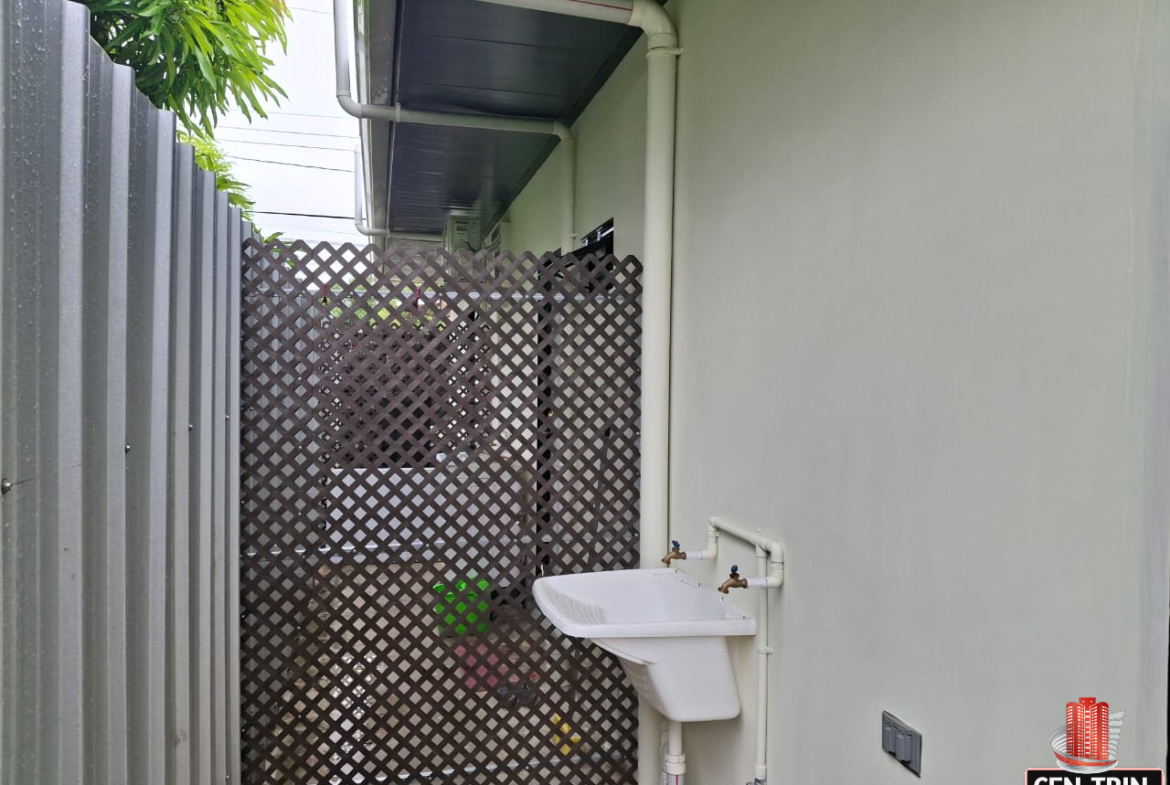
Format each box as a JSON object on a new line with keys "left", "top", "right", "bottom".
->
{"left": 214, "top": 0, "right": 364, "bottom": 245}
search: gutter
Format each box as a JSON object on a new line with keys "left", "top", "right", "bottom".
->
{"left": 332, "top": 0, "right": 575, "bottom": 248}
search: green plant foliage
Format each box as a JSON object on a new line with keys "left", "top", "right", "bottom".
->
{"left": 177, "top": 129, "right": 256, "bottom": 219}
{"left": 86, "top": 0, "right": 289, "bottom": 133}
{"left": 320, "top": 282, "right": 445, "bottom": 331}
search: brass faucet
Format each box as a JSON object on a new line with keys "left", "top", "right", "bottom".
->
{"left": 718, "top": 565, "right": 749, "bottom": 594}
{"left": 661, "top": 540, "right": 688, "bottom": 565}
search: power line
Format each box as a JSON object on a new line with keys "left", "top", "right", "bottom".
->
{"left": 252, "top": 210, "right": 355, "bottom": 219}
{"left": 235, "top": 110, "right": 352, "bottom": 121}
{"left": 262, "top": 226, "right": 366, "bottom": 237}
{"left": 288, "top": 5, "right": 331, "bottom": 13}
{"left": 225, "top": 155, "right": 349, "bottom": 172}
{"left": 217, "top": 138, "right": 352, "bottom": 152}
{"left": 216, "top": 125, "right": 356, "bottom": 139}
{"left": 263, "top": 225, "right": 359, "bottom": 233}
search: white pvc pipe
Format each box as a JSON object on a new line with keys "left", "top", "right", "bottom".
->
{"left": 631, "top": 13, "right": 679, "bottom": 785}
{"left": 635, "top": 1, "right": 679, "bottom": 577}
{"left": 695, "top": 517, "right": 783, "bottom": 784}
{"left": 683, "top": 525, "right": 719, "bottom": 561}
{"left": 352, "top": 146, "right": 383, "bottom": 237}
{"left": 351, "top": 148, "right": 442, "bottom": 242}
{"left": 709, "top": 516, "right": 785, "bottom": 576}
{"left": 560, "top": 135, "right": 577, "bottom": 253}
{"left": 662, "top": 719, "right": 685, "bottom": 785}
{"left": 753, "top": 545, "right": 769, "bottom": 783}
{"left": 333, "top": 0, "right": 574, "bottom": 244}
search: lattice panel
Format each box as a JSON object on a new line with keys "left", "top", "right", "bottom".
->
{"left": 240, "top": 240, "right": 642, "bottom": 785}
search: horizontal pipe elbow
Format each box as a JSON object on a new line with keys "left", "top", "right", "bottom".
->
{"left": 552, "top": 121, "right": 573, "bottom": 140}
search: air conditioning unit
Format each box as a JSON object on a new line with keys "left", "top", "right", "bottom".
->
{"left": 443, "top": 214, "right": 481, "bottom": 253}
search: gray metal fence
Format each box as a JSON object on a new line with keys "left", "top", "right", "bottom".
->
{"left": 0, "top": 1, "right": 247, "bottom": 783}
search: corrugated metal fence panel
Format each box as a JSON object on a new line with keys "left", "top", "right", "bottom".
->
{"left": 81, "top": 40, "right": 133, "bottom": 785}
{"left": 211, "top": 190, "right": 231, "bottom": 785}
{"left": 189, "top": 165, "right": 218, "bottom": 785}
{"left": 168, "top": 143, "right": 197, "bottom": 785}
{"left": 0, "top": 1, "right": 249, "bottom": 783}
{"left": 125, "top": 85, "right": 173, "bottom": 785}
{"left": 227, "top": 215, "right": 245, "bottom": 785}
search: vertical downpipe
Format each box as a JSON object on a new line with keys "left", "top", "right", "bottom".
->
{"left": 560, "top": 135, "right": 576, "bottom": 254}
{"left": 638, "top": 29, "right": 678, "bottom": 570}
{"left": 639, "top": 26, "right": 680, "bottom": 785}
{"left": 754, "top": 546, "right": 769, "bottom": 785}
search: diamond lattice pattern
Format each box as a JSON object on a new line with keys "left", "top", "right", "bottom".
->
{"left": 239, "top": 241, "right": 643, "bottom": 785}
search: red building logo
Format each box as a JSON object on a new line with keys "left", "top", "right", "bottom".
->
{"left": 1051, "top": 697, "right": 1123, "bottom": 773}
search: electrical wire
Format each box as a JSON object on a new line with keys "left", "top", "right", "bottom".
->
{"left": 251, "top": 211, "right": 355, "bottom": 219}
{"left": 225, "top": 155, "right": 349, "bottom": 172}
{"left": 256, "top": 110, "right": 353, "bottom": 121}
{"left": 217, "top": 138, "right": 353, "bottom": 152}
{"left": 216, "top": 126, "right": 357, "bottom": 139}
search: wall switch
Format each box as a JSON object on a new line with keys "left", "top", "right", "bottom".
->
{"left": 881, "top": 711, "right": 922, "bottom": 777}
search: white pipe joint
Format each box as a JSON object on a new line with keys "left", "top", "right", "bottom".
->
{"left": 682, "top": 525, "right": 718, "bottom": 561}
{"left": 663, "top": 720, "right": 686, "bottom": 776}
{"left": 630, "top": 0, "right": 679, "bottom": 52}
{"left": 707, "top": 517, "right": 785, "bottom": 588}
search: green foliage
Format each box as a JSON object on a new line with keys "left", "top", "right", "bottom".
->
{"left": 177, "top": 129, "right": 255, "bottom": 219}
{"left": 86, "top": 0, "right": 289, "bottom": 133}
{"left": 322, "top": 284, "right": 445, "bottom": 331}
{"left": 86, "top": 0, "right": 290, "bottom": 231}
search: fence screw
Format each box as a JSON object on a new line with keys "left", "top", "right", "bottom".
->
{"left": 0, "top": 478, "right": 11, "bottom": 495}
{"left": 188, "top": 423, "right": 194, "bottom": 431}
{"left": 124, "top": 443, "right": 130, "bottom": 453}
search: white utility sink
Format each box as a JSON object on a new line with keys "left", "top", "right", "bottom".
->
{"left": 533, "top": 568, "right": 756, "bottom": 722}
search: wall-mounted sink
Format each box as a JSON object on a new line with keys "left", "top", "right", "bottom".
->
{"left": 533, "top": 568, "right": 755, "bottom": 722}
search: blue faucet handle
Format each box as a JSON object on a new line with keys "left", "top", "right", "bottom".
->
{"left": 730, "top": 564, "right": 739, "bottom": 574}
{"left": 671, "top": 540, "right": 680, "bottom": 549}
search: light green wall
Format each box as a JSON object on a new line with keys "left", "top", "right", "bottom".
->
{"left": 505, "top": 35, "right": 647, "bottom": 257}
{"left": 506, "top": 0, "right": 1170, "bottom": 781}
{"left": 505, "top": 142, "right": 563, "bottom": 255}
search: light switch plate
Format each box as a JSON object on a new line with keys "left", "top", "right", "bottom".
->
{"left": 881, "top": 711, "right": 922, "bottom": 777}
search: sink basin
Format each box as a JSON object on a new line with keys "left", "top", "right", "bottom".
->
{"left": 533, "top": 568, "right": 756, "bottom": 722}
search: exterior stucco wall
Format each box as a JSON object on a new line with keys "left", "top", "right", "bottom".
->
{"left": 506, "top": 34, "right": 647, "bottom": 258}
{"left": 505, "top": 0, "right": 1170, "bottom": 781}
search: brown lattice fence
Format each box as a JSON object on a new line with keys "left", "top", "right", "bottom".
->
{"left": 239, "top": 241, "right": 642, "bottom": 785}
